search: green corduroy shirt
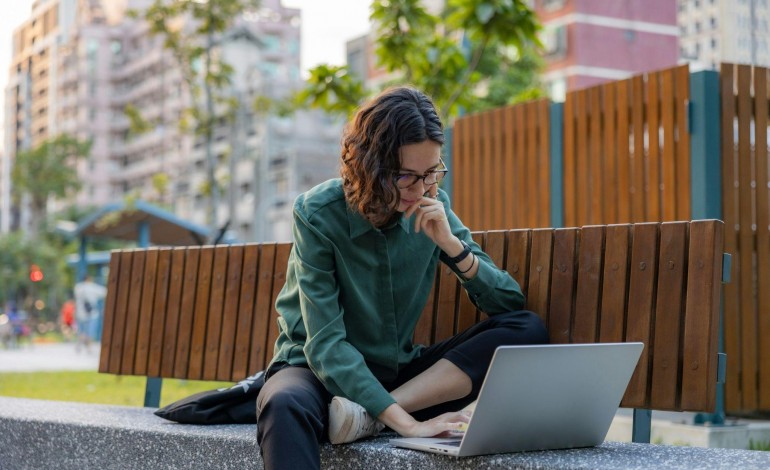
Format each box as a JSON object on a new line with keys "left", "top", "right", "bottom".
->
{"left": 268, "top": 178, "right": 525, "bottom": 417}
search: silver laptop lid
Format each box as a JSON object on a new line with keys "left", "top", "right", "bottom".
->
{"left": 456, "top": 342, "right": 644, "bottom": 456}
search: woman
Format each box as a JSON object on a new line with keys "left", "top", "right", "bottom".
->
{"left": 256, "top": 86, "right": 549, "bottom": 469}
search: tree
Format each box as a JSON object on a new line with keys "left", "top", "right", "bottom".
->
{"left": 129, "top": 0, "right": 260, "bottom": 228}
{"left": 11, "top": 134, "right": 92, "bottom": 238}
{"left": 295, "top": 0, "right": 544, "bottom": 123}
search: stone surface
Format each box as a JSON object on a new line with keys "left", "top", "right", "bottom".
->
{"left": 2, "top": 397, "right": 770, "bottom": 469}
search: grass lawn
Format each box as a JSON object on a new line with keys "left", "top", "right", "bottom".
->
{"left": 0, "top": 371, "right": 231, "bottom": 407}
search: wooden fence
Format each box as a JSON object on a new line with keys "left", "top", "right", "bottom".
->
{"left": 450, "top": 62, "right": 770, "bottom": 417}
{"left": 720, "top": 63, "right": 770, "bottom": 416}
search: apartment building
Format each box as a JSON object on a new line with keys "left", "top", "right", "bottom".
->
{"left": 5, "top": 0, "right": 342, "bottom": 242}
{"left": 678, "top": 0, "right": 770, "bottom": 69}
{"left": 535, "top": 0, "right": 680, "bottom": 101}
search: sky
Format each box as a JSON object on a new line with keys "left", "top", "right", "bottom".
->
{"left": 0, "top": 0, "right": 372, "bottom": 144}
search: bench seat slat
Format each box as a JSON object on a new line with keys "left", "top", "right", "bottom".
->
{"left": 266, "top": 244, "right": 292, "bottom": 367}
{"left": 108, "top": 251, "right": 133, "bottom": 374}
{"left": 573, "top": 226, "right": 604, "bottom": 343}
{"left": 202, "top": 246, "right": 229, "bottom": 381}
{"left": 650, "top": 222, "right": 688, "bottom": 410}
{"left": 217, "top": 245, "right": 244, "bottom": 381}
{"left": 147, "top": 248, "right": 172, "bottom": 377}
{"left": 134, "top": 248, "right": 159, "bottom": 375}
{"left": 122, "top": 250, "right": 146, "bottom": 375}
{"left": 188, "top": 247, "right": 215, "bottom": 380}
{"left": 231, "top": 245, "right": 259, "bottom": 379}
{"left": 98, "top": 252, "right": 122, "bottom": 374}
{"left": 250, "top": 244, "right": 276, "bottom": 374}
{"left": 548, "top": 228, "right": 578, "bottom": 343}
{"left": 622, "top": 223, "right": 659, "bottom": 408}
{"left": 600, "top": 224, "right": 631, "bottom": 343}
{"left": 526, "top": 229, "right": 553, "bottom": 324}
{"left": 160, "top": 249, "right": 185, "bottom": 377}
{"left": 435, "top": 256, "right": 459, "bottom": 343}
{"left": 174, "top": 247, "right": 199, "bottom": 379}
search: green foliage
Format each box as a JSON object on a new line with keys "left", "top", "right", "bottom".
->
{"left": 0, "top": 371, "right": 230, "bottom": 408}
{"left": 749, "top": 439, "right": 770, "bottom": 451}
{"left": 298, "top": 0, "right": 544, "bottom": 123}
{"left": 124, "top": 103, "right": 153, "bottom": 136}
{"left": 11, "top": 134, "right": 92, "bottom": 237}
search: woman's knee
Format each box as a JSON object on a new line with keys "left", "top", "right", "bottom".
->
{"left": 492, "top": 310, "right": 550, "bottom": 344}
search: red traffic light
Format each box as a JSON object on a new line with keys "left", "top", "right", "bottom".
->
{"left": 30, "top": 264, "right": 44, "bottom": 282}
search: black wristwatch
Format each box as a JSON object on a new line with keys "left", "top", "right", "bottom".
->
{"left": 442, "top": 240, "right": 472, "bottom": 265}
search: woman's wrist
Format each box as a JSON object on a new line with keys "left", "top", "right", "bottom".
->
{"left": 378, "top": 403, "right": 418, "bottom": 436}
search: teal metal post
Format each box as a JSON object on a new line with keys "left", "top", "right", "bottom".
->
{"left": 689, "top": 69, "right": 725, "bottom": 425}
{"left": 77, "top": 236, "right": 88, "bottom": 282}
{"left": 549, "top": 102, "right": 564, "bottom": 228}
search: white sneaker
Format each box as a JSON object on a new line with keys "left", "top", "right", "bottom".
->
{"left": 328, "top": 396, "right": 385, "bottom": 445}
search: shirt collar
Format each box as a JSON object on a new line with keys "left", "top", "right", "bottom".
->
{"left": 347, "top": 207, "right": 412, "bottom": 239}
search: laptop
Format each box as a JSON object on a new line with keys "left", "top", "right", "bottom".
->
{"left": 389, "top": 342, "right": 644, "bottom": 457}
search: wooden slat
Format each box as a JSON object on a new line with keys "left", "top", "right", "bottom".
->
{"left": 493, "top": 107, "right": 505, "bottom": 229}
{"left": 660, "top": 69, "right": 677, "bottom": 222}
{"left": 481, "top": 110, "right": 494, "bottom": 228}
{"left": 675, "top": 65, "right": 691, "bottom": 220}
{"left": 98, "top": 252, "right": 121, "bottom": 373}
{"left": 188, "top": 246, "right": 214, "bottom": 380}
{"left": 563, "top": 91, "right": 576, "bottom": 227}
{"left": 174, "top": 247, "right": 200, "bottom": 378}
{"left": 202, "top": 246, "right": 229, "bottom": 381}
{"left": 603, "top": 82, "right": 618, "bottom": 223}
{"left": 217, "top": 245, "right": 244, "bottom": 381}
{"left": 631, "top": 75, "right": 645, "bottom": 222}
{"left": 484, "top": 231, "right": 508, "bottom": 324}
{"left": 249, "top": 243, "right": 276, "bottom": 373}
{"left": 589, "top": 87, "right": 603, "bottom": 224}
{"left": 647, "top": 72, "right": 661, "bottom": 221}
{"left": 616, "top": 78, "right": 631, "bottom": 223}
{"left": 502, "top": 105, "right": 516, "bottom": 228}
{"left": 538, "top": 100, "right": 550, "bottom": 228}
{"left": 161, "top": 248, "right": 186, "bottom": 378}
{"left": 108, "top": 251, "right": 134, "bottom": 373}
{"left": 572, "top": 226, "right": 604, "bottom": 343}
{"left": 121, "top": 250, "right": 146, "bottom": 374}
{"left": 737, "top": 63, "right": 757, "bottom": 410}
{"left": 505, "top": 230, "right": 531, "bottom": 299}
{"left": 548, "top": 228, "right": 578, "bottom": 343}
{"left": 434, "top": 259, "right": 459, "bottom": 343}
{"left": 525, "top": 229, "right": 553, "bottom": 321}
{"left": 515, "top": 105, "right": 527, "bottom": 229}
{"left": 599, "top": 225, "right": 630, "bottom": 343}
{"left": 681, "top": 220, "right": 722, "bottom": 410}
{"left": 756, "top": 67, "right": 770, "bottom": 410}
{"left": 576, "top": 90, "right": 589, "bottom": 226}
{"left": 147, "top": 248, "right": 172, "bottom": 377}
{"left": 472, "top": 113, "right": 484, "bottom": 229}
{"left": 266, "top": 244, "right": 292, "bottom": 356}
{"left": 232, "top": 244, "right": 259, "bottom": 379}
{"left": 650, "top": 222, "right": 687, "bottom": 410}
{"left": 133, "top": 248, "right": 159, "bottom": 375}
{"left": 622, "top": 223, "right": 659, "bottom": 408}
{"left": 454, "top": 239, "right": 480, "bottom": 329}
{"left": 413, "top": 269, "right": 438, "bottom": 346}
{"left": 720, "top": 63, "right": 741, "bottom": 412}
{"left": 526, "top": 102, "right": 539, "bottom": 228}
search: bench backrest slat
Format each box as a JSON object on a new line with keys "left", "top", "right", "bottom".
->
{"left": 99, "top": 220, "right": 724, "bottom": 414}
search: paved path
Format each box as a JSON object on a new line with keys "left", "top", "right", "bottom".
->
{"left": 0, "top": 342, "right": 100, "bottom": 373}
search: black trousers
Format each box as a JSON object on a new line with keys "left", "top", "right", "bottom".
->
{"left": 255, "top": 310, "right": 548, "bottom": 470}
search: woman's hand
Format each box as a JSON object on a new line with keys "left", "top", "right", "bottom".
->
{"left": 403, "top": 186, "right": 452, "bottom": 246}
{"left": 378, "top": 403, "right": 471, "bottom": 438}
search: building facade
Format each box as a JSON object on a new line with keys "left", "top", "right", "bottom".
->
{"left": 5, "top": 0, "right": 342, "bottom": 242}
{"left": 535, "top": 0, "right": 680, "bottom": 101}
{"left": 678, "top": 0, "right": 770, "bottom": 70}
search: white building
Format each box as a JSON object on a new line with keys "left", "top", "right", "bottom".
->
{"left": 678, "top": 0, "right": 770, "bottom": 69}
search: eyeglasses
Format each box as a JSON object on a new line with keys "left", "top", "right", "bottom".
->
{"left": 392, "top": 158, "right": 449, "bottom": 189}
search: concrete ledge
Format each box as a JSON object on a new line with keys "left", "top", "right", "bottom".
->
{"left": 2, "top": 397, "right": 770, "bottom": 469}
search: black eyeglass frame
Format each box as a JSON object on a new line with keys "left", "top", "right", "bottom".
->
{"left": 391, "top": 158, "right": 449, "bottom": 189}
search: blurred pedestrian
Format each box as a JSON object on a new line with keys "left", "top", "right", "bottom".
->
{"left": 59, "top": 298, "right": 76, "bottom": 341}
{"left": 74, "top": 275, "right": 107, "bottom": 353}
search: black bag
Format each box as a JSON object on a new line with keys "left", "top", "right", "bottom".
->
{"left": 83, "top": 300, "right": 93, "bottom": 314}
{"left": 154, "top": 371, "right": 264, "bottom": 424}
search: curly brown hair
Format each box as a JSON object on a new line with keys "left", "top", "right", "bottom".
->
{"left": 340, "top": 86, "right": 445, "bottom": 227}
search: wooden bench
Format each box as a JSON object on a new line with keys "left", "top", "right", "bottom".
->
{"left": 98, "top": 219, "right": 728, "bottom": 443}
